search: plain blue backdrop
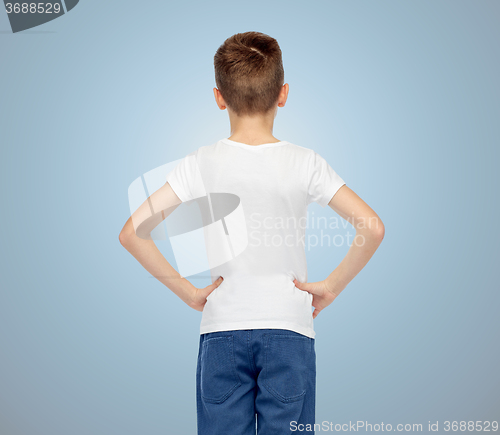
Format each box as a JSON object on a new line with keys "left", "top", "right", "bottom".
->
{"left": 1, "top": 1, "right": 498, "bottom": 434}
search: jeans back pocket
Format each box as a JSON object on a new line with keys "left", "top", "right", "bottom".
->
{"left": 262, "top": 334, "right": 314, "bottom": 403}
{"left": 200, "top": 336, "right": 241, "bottom": 404}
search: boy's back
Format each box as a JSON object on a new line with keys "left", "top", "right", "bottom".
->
{"left": 166, "top": 137, "right": 345, "bottom": 339}
{"left": 120, "top": 31, "right": 384, "bottom": 435}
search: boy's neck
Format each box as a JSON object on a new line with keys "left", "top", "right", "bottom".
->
{"left": 226, "top": 107, "right": 280, "bottom": 145}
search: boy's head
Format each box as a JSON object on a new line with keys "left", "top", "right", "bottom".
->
{"left": 214, "top": 31, "right": 285, "bottom": 118}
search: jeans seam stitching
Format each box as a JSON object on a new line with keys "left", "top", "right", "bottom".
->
{"left": 247, "top": 330, "right": 257, "bottom": 376}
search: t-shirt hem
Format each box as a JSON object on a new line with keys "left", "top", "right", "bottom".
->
{"left": 320, "top": 181, "right": 346, "bottom": 207}
{"left": 166, "top": 176, "right": 189, "bottom": 203}
{"left": 200, "top": 320, "right": 316, "bottom": 339}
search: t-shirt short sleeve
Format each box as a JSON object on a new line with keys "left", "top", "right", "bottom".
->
{"left": 166, "top": 150, "right": 205, "bottom": 202}
{"left": 306, "top": 151, "right": 346, "bottom": 207}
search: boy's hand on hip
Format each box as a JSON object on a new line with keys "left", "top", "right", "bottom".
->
{"left": 293, "top": 279, "right": 338, "bottom": 319}
{"left": 188, "top": 276, "right": 224, "bottom": 312}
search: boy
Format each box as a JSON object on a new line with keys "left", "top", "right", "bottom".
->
{"left": 119, "top": 31, "right": 384, "bottom": 435}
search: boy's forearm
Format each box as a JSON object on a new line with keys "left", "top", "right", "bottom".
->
{"left": 120, "top": 231, "right": 195, "bottom": 305}
{"left": 325, "top": 228, "right": 384, "bottom": 297}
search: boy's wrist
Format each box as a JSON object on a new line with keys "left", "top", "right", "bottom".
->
{"left": 180, "top": 278, "right": 197, "bottom": 302}
{"left": 324, "top": 276, "right": 341, "bottom": 297}
{"left": 167, "top": 276, "right": 196, "bottom": 304}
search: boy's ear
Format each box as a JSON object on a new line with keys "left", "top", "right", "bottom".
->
{"left": 213, "top": 87, "right": 227, "bottom": 110}
{"left": 277, "top": 83, "right": 289, "bottom": 108}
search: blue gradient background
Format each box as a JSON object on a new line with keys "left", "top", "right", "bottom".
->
{"left": 1, "top": 1, "right": 499, "bottom": 434}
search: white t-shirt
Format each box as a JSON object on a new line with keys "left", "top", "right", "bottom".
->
{"left": 165, "top": 138, "right": 345, "bottom": 338}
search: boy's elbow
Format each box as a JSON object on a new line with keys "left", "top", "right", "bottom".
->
{"left": 120, "top": 216, "right": 139, "bottom": 246}
{"left": 372, "top": 218, "right": 385, "bottom": 243}
{"left": 119, "top": 229, "right": 129, "bottom": 246}
{"left": 119, "top": 221, "right": 134, "bottom": 247}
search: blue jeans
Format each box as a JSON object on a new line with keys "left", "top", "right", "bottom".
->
{"left": 196, "top": 329, "right": 316, "bottom": 434}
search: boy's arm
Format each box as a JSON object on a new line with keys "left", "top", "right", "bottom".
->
{"left": 324, "top": 185, "right": 385, "bottom": 295}
{"left": 294, "top": 185, "right": 385, "bottom": 318}
{"left": 119, "top": 181, "right": 223, "bottom": 311}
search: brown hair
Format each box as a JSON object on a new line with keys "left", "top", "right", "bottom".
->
{"left": 214, "top": 31, "right": 285, "bottom": 117}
